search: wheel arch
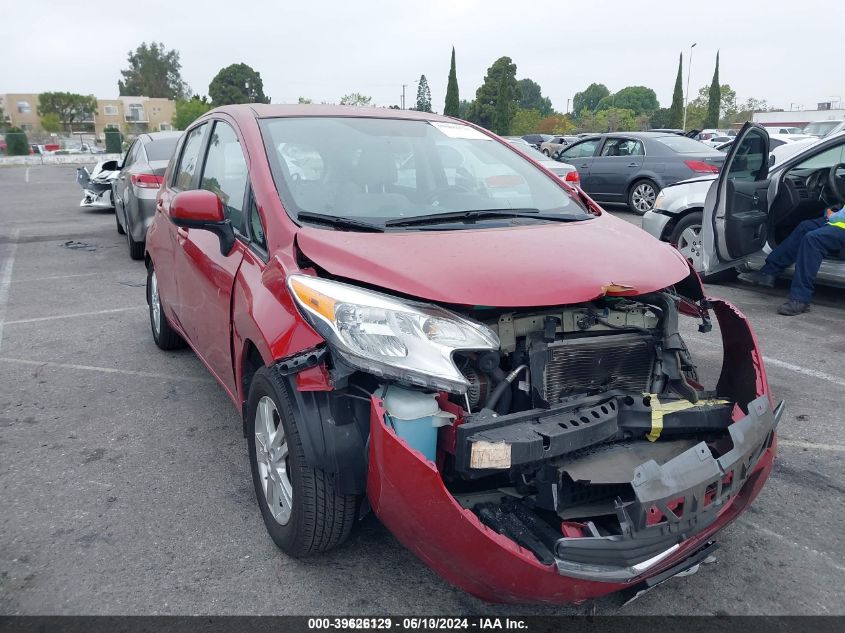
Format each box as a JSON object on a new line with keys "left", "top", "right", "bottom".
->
{"left": 661, "top": 206, "right": 704, "bottom": 242}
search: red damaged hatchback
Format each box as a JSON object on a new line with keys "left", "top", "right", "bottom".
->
{"left": 145, "top": 105, "right": 781, "bottom": 604}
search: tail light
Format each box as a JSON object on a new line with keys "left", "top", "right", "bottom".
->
{"left": 564, "top": 170, "right": 580, "bottom": 183}
{"left": 131, "top": 173, "right": 164, "bottom": 188}
{"left": 684, "top": 160, "right": 720, "bottom": 174}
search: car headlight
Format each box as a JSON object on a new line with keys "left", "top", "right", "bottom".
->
{"left": 653, "top": 191, "right": 666, "bottom": 210}
{"left": 287, "top": 274, "right": 500, "bottom": 393}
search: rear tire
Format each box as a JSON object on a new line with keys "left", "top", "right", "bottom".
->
{"left": 247, "top": 367, "right": 358, "bottom": 557}
{"left": 147, "top": 264, "right": 184, "bottom": 350}
{"left": 628, "top": 179, "right": 658, "bottom": 215}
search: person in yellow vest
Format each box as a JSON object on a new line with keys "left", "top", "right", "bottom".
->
{"left": 738, "top": 205, "right": 845, "bottom": 315}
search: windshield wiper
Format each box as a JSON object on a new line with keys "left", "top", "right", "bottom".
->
{"left": 384, "top": 208, "right": 592, "bottom": 228}
{"left": 296, "top": 211, "right": 384, "bottom": 233}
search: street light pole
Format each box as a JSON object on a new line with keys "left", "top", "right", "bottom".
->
{"left": 566, "top": 98, "right": 571, "bottom": 114}
{"left": 401, "top": 84, "right": 407, "bottom": 110}
{"left": 682, "top": 42, "right": 697, "bottom": 131}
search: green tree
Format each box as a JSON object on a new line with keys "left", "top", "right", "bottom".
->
{"left": 536, "top": 114, "right": 574, "bottom": 134}
{"left": 340, "top": 93, "right": 373, "bottom": 106}
{"left": 444, "top": 47, "right": 460, "bottom": 117}
{"left": 37, "top": 92, "right": 98, "bottom": 132}
{"left": 572, "top": 83, "right": 609, "bottom": 114}
{"left": 458, "top": 99, "right": 471, "bottom": 120}
{"left": 298, "top": 96, "right": 313, "bottom": 104}
{"left": 669, "top": 53, "right": 684, "bottom": 129}
{"left": 649, "top": 107, "right": 672, "bottom": 129}
{"left": 596, "top": 86, "right": 659, "bottom": 115}
{"left": 39, "top": 112, "right": 62, "bottom": 133}
{"left": 0, "top": 105, "right": 6, "bottom": 131}
{"left": 4, "top": 127, "right": 29, "bottom": 155}
{"left": 415, "top": 75, "right": 432, "bottom": 112}
{"left": 209, "top": 63, "right": 270, "bottom": 106}
{"left": 466, "top": 56, "right": 518, "bottom": 131}
{"left": 705, "top": 51, "right": 721, "bottom": 128}
{"left": 517, "top": 78, "right": 553, "bottom": 117}
{"left": 173, "top": 96, "right": 212, "bottom": 130}
{"left": 118, "top": 42, "right": 189, "bottom": 99}
{"left": 510, "top": 109, "right": 542, "bottom": 135}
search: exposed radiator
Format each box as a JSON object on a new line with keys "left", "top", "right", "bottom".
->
{"left": 542, "top": 333, "right": 655, "bottom": 404}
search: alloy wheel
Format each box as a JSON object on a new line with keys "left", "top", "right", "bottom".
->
{"left": 677, "top": 224, "right": 704, "bottom": 270}
{"left": 632, "top": 183, "right": 657, "bottom": 213}
{"left": 254, "top": 396, "right": 293, "bottom": 525}
{"left": 150, "top": 270, "right": 161, "bottom": 337}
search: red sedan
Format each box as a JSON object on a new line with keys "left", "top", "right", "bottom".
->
{"left": 145, "top": 105, "right": 780, "bottom": 604}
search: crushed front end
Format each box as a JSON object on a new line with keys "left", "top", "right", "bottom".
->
{"left": 289, "top": 270, "right": 781, "bottom": 604}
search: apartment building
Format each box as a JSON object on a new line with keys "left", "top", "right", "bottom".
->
{"left": 1, "top": 93, "right": 176, "bottom": 139}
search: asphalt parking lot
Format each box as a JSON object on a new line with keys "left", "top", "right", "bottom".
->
{"left": 1, "top": 164, "right": 844, "bottom": 616}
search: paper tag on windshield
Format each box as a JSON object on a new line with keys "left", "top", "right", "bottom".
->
{"left": 470, "top": 441, "right": 512, "bottom": 469}
{"left": 429, "top": 121, "right": 491, "bottom": 140}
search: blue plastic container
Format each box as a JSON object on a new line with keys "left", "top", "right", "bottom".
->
{"left": 381, "top": 387, "right": 449, "bottom": 462}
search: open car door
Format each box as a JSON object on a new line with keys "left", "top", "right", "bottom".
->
{"left": 702, "top": 123, "right": 771, "bottom": 275}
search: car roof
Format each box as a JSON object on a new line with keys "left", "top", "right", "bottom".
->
{"left": 218, "top": 103, "right": 459, "bottom": 123}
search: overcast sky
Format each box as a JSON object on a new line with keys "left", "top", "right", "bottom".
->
{"left": 3, "top": 0, "right": 842, "bottom": 113}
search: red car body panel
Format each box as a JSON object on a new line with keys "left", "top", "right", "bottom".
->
{"left": 145, "top": 104, "right": 777, "bottom": 605}
{"left": 296, "top": 214, "right": 690, "bottom": 307}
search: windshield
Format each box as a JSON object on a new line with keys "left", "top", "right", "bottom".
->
{"left": 261, "top": 117, "right": 587, "bottom": 226}
{"left": 654, "top": 135, "right": 715, "bottom": 153}
{"left": 146, "top": 137, "right": 179, "bottom": 161}
{"left": 803, "top": 121, "right": 842, "bottom": 137}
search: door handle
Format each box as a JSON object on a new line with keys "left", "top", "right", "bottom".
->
{"left": 627, "top": 163, "right": 638, "bottom": 168}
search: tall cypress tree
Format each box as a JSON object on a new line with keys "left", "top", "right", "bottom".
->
{"left": 416, "top": 75, "right": 432, "bottom": 112}
{"left": 444, "top": 47, "right": 460, "bottom": 117}
{"left": 493, "top": 70, "right": 513, "bottom": 135}
{"left": 705, "top": 51, "right": 721, "bottom": 128}
{"left": 669, "top": 53, "right": 684, "bottom": 129}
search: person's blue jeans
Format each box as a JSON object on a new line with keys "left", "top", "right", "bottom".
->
{"left": 760, "top": 217, "right": 845, "bottom": 303}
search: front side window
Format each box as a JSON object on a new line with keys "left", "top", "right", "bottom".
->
{"left": 173, "top": 124, "right": 206, "bottom": 190}
{"left": 560, "top": 140, "right": 599, "bottom": 159}
{"left": 249, "top": 198, "right": 267, "bottom": 250}
{"left": 261, "top": 117, "right": 589, "bottom": 226}
{"left": 726, "top": 128, "right": 767, "bottom": 182}
{"left": 200, "top": 122, "right": 248, "bottom": 233}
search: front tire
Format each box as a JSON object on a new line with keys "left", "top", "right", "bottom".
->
{"left": 127, "top": 227, "right": 145, "bottom": 260}
{"left": 628, "top": 179, "right": 658, "bottom": 215}
{"left": 669, "top": 211, "right": 737, "bottom": 283}
{"left": 147, "top": 264, "right": 184, "bottom": 350}
{"left": 247, "top": 367, "right": 358, "bottom": 557}
{"left": 115, "top": 208, "right": 125, "bottom": 235}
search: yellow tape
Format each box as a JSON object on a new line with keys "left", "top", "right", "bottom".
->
{"left": 646, "top": 394, "right": 730, "bottom": 442}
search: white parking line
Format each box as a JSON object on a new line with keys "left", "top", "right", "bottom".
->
{"left": 0, "top": 229, "right": 21, "bottom": 352}
{"left": 3, "top": 306, "right": 144, "bottom": 325}
{"left": 695, "top": 338, "right": 845, "bottom": 389}
{"left": 739, "top": 519, "right": 845, "bottom": 574}
{"left": 8, "top": 272, "right": 105, "bottom": 284}
{"left": 0, "top": 356, "right": 215, "bottom": 384}
{"left": 762, "top": 357, "right": 845, "bottom": 389}
{"left": 778, "top": 439, "right": 845, "bottom": 453}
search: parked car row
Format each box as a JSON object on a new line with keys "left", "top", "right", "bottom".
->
{"left": 643, "top": 124, "right": 845, "bottom": 290}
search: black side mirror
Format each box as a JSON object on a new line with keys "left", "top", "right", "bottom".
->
{"left": 769, "top": 154, "right": 776, "bottom": 167}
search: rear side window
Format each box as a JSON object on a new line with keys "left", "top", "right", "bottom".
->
{"left": 173, "top": 124, "right": 206, "bottom": 190}
{"left": 145, "top": 137, "right": 179, "bottom": 162}
{"left": 656, "top": 135, "right": 715, "bottom": 153}
{"left": 601, "top": 138, "right": 644, "bottom": 157}
{"left": 200, "top": 122, "right": 249, "bottom": 233}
